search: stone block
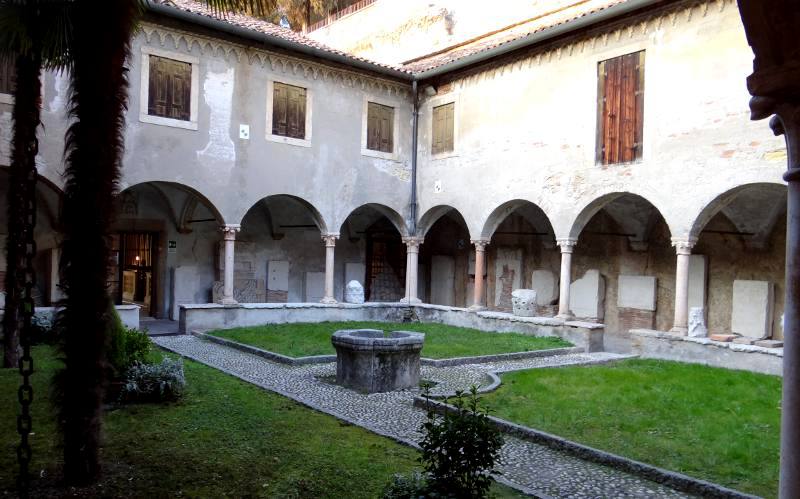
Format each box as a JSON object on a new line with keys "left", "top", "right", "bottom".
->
{"left": 618, "top": 307, "right": 654, "bottom": 331}
{"left": 345, "top": 280, "right": 365, "bottom": 304}
{"left": 617, "top": 275, "right": 656, "bottom": 311}
{"left": 731, "top": 280, "right": 774, "bottom": 339}
{"left": 754, "top": 339, "right": 783, "bottom": 348}
{"left": 345, "top": 262, "right": 366, "bottom": 288}
{"left": 511, "top": 289, "right": 538, "bottom": 317}
{"left": 569, "top": 269, "right": 605, "bottom": 321}
{"left": 709, "top": 333, "right": 736, "bottom": 342}
{"left": 304, "top": 272, "right": 325, "bottom": 302}
{"left": 267, "top": 260, "right": 289, "bottom": 291}
{"left": 732, "top": 336, "right": 756, "bottom": 345}
{"left": 431, "top": 255, "right": 455, "bottom": 306}
{"left": 688, "top": 255, "right": 707, "bottom": 309}
{"left": 687, "top": 307, "right": 707, "bottom": 338}
{"left": 212, "top": 278, "right": 266, "bottom": 303}
{"left": 531, "top": 269, "right": 558, "bottom": 305}
{"left": 494, "top": 248, "right": 522, "bottom": 311}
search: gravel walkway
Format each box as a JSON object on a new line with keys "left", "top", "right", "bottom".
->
{"left": 154, "top": 335, "right": 695, "bottom": 498}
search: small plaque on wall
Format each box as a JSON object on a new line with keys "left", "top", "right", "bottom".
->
{"left": 168, "top": 240, "right": 177, "bottom": 253}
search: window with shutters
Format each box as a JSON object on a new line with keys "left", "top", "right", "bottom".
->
{"left": 139, "top": 48, "right": 198, "bottom": 130}
{"left": 431, "top": 102, "right": 454, "bottom": 155}
{"left": 272, "top": 82, "right": 307, "bottom": 139}
{"left": 148, "top": 55, "right": 192, "bottom": 121}
{"left": 0, "top": 56, "right": 15, "bottom": 101}
{"left": 597, "top": 51, "right": 645, "bottom": 165}
{"left": 366, "top": 102, "right": 394, "bottom": 153}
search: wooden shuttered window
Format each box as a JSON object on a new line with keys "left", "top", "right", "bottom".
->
{"left": 367, "top": 102, "right": 394, "bottom": 153}
{"left": 148, "top": 55, "right": 192, "bottom": 121}
{"left": 272, "top": 82, "right": 307, "bottom": 139}
{"left": 597, "top": 51, "right": 644, "bottom": 165}
{"left": 432, "top": 102, "right": 455, "bottom": 155}
{"left": 0, "top": 56, "right": 15, "bottom": 95}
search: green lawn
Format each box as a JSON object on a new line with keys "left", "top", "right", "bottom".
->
{"left": 479, "top": 359, "right": 781, "bottom": 498}
{"left": 208, "top": 321, "right": 572, "bottom": 359}
{"left": 1, "top": 346, "right": 522, "bottom": 498}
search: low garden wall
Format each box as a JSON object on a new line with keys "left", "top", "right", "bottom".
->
{"left": 0, "top": 304, "right": 140, "bottom": 331}
{"left": 630, "top": 329, "right": 782, "bottom": 376}
{"left": 179, "top": 302, "right": 604, "bottom": 352}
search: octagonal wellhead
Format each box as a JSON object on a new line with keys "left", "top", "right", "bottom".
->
{"left": 331, "top": 329, "right": 425, "bottom": 393}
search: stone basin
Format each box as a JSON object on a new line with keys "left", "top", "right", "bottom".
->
{"left": 331, "top": 329, "right": 425, "bottom": 393}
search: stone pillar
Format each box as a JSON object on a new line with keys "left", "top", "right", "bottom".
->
{"left": 555, "top": 239, "right": 576, "bottom": 319}
{"left": 220, "top": 224, "right": 240, "bottom": 305}
{"left": 321, "top": 234, "right": 338, "bottom": 304}
{"left": 670, "top": 238, "right": 696, "bottom": 334}
{"left": 470, "top": 239, "right": 489, "bottom": 309}
{"left": 401, "top": 237, "right": 422, "bottom": 304}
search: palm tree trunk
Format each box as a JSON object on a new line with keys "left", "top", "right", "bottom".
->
{"left": 3, "top": 53, "right": 41, "bottom": 369}
{"left": 56, "top": 0, "right": 138, "bottom": 485}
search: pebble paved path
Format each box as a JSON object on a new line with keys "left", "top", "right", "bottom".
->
{"left": 153, "top": 335, "right": 695, "bottom": 499}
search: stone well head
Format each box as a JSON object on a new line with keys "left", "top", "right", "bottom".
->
{"left": 331, "top": 329, "right": 425, "bottom": 393}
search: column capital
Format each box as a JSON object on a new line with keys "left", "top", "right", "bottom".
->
{"left": 321, "top": 233, "right": 339, "bottom": 247}
{"left": 221, "top": 224, "right": 241, "bottom": 240}
{"left": 671, "top": 237, "right": 697, "bottom": 255}
{"left": 556, "top": 238, "right": 577, "bottom": 252}
{"left": 403, "top": 236, "right": 424, "bottom": 250}
{"left": 471, "top": 239, "right": 490, "bottom": 250}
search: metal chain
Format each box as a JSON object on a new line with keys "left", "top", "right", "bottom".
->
{"left": 17, "top": 132, "right": 38, "bottom": 498}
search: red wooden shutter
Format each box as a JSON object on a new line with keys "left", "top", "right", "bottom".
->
{"left": 597, "top": 51, "right": 644, "bottom": 165}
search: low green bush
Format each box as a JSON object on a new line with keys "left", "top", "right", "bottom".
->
{"left": 107, "top": 308, "right": 152, "bottom": 378}
{"left": 381, "top": 471, "right": 428, "bottom": 499}
{"left": 121, "top": 357, "right": 186, "bottom": 403}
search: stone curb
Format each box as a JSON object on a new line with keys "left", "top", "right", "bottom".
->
{"left": 156, "top": 341, "right": 544, "bottom": 498}
{"left": 194, "top": 331, "right": 583, "bottom": 368}
{"left": 413, "top": 397, "right": 760, "bottom": 499}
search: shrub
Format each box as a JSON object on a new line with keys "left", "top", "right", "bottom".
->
{"left": 121, "top": 357, "right": 186, "bottom": 403}
{"left": 418, "top": 386, "right": 504, "bottom": 499}
{"left": 31, "top": 311, "right": 55, "bottom": 344}
{"left": 107, "top": 307, "right": 152, "bottom": 378}
{"left": 381, "top": 471, "right": 428, "bottom": 499}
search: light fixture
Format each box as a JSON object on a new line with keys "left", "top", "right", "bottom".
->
{"left": 424, "top": 85, "right": 437, "bottom": 97}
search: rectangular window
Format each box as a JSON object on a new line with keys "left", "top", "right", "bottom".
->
{"left": 148, "top": 55, "right": 192, "bottom": 121}
{"left": 597, "top": 51, "right": 645, "bottom": 165}
{"left": 367, "top": 101, "right": 394, "bottom": 153}
{"left": 0, "top": 56, "right": 15, "bottom": 95}
{"left": 272, "top": 82, "right": 307, "bottom": 139}
{"left": 432, "top": 102, "right": 454, "bottom": 155}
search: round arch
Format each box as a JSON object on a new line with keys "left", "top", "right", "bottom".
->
{"left": 417, "top": 205, "right": 469, "bottom": 238}
{"left": 480, "top": 199, "right": 556, "bottom": 240}
{"left": 118, "top": 181, "right": 226, "bottom": 226}
{"left": 338, "top": 203, "right": 408, "bottom": 237}
{"left": 568, "top": 192, "right": 672, "bottom": 241}
{"left": 688, "top": 182, "right": 786, "bottom": 240}
{"left": 240, "top": 194, "right": 328, "bottom": 234}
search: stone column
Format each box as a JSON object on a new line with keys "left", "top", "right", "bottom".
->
{"left": 670, "top": 238, "right": 695, "bottom": 334}
{"left": 321, "top": 234, "right": 338, "bottom": 304}
{"left": 401, "top": 237, "right": 423, "bottom": 304}
{"left": 470, "top": 239, "right": 489, "bottom": 309}
{"left": 220, "top": 224, "right": 240, "bottom": 305}
{"left": 555, "top": 239, "right": 576, "bottom": 319}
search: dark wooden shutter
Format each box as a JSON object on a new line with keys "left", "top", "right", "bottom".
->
{"left": 0, "top": 56, "right": 15, "bottom": 95}
{"left": 148, "top": 55, "right": 191, "bottom": 121}
{"left": 432, "top": 102, "right": 455, "bottom": 154}
{"left": 597, "top": 51, "right": 644, "bottom": 165}
{"left": 379, "top": 105, "right": 393, "bottom": 152}
{"left": 367, "top": 102, "right": 393, "bottom": 152}
{"left": 273, "top": 82, "right": 307, "bottom": 139}
{"left": 272, "top": 82, "right": 288, "bottom": 136}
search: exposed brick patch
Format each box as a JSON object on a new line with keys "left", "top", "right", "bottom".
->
{"left": 618, "top": 307, "right": 654, "bottom": 331}
{"left": 266, "top": 290, "right": 288, "bottom": 303}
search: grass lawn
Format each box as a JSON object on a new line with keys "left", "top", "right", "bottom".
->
{"left": 479, "top": 359, "right": 781, "bottom": 498}
{"left": 208, "top": 321, "right": 572, "bottom": 359}
{"left": 1, "top": 345, "right": 522, "bottom": 498}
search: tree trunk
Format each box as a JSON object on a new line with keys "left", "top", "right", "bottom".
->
{"left": 2, "top": 53, "right": 42, "bottom": 368}
{"left": 56, "top": 0, "right": 137, "bottom": 485}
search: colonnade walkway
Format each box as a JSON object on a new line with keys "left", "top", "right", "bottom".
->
{"left": 154, "top": 335, "right": 697, "bottom": 498}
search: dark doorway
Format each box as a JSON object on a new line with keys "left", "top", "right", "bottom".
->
{"left": 110, "top": 232, "right": 158, "bottom": 316}
{"left": 364, "top": 219, "right": 405, "bottom": 301}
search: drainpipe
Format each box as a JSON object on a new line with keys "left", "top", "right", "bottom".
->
{"left": 410, "top": 80, "right": 419, "bottom": 235}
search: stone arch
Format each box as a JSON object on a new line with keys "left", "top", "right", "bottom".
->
{"left": 339, "top": 203, "right": 407, "bottom": 237}
{"left": 568, "top": 192, "right": 672, "bottom": 242}
{"left": 118, "top": 181, "right": 226, "bottom": 226}
{"left": 241, "top": 194, "right": 328, "bottom": 234}
{"left": 417, "top": 205, "right": 469, "bottom": 238}
{"left": 480, "top": 199, "right": 556, "bottom": 240}
{"left": 688, "top": 182, "right": 787, "bottom": 241}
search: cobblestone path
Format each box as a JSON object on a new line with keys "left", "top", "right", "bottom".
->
{"left": 154, "top": 335, "right": 695, "bottom": 499}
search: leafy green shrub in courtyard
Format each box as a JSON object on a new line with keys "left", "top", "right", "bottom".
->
{"left": 31, "top": 312, "right": 55, "bottom": 344}
{"left": 107, "top": 307, "right": 152, "bottom": 378}
{"left": 121, "top": 357, "right": 186, "bottom": 402}
{"left": 381, "top": 471, "right": 428, "bottom": 498}
{"left": 418, "top": 386, "right": 504, "bottom": 499}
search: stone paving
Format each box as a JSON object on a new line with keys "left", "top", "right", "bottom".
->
{"left": 153, "top": 335, "right": 696, "bottom": 498}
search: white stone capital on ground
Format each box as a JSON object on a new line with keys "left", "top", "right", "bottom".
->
{"left": 670, "top": 237, "right": 697, "bottom": 334}
{"left": 471, "top": 239, "right": 490, "bottom": 308}
{"left": 321, "top": 233, "right": 339, "bottom": 304}
{"left": 220, "top": 224, "right": 241, "bottom": 305}
{"left": 555, "top": 239, "right": 577, "bottom": 319}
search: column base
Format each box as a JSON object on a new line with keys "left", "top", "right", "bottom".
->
{"left": 399, "top": 297, "right": 422, "bottom": 304}
{"left": 219, "top": 297, "right": 238, "bottom": 306}
{"left": 468, "top": 304, "right": 486, "bottom": 312}
{"left": 555, "top": 313, "right": 574, "bottom": 321}
{"left": 669, "top": 326, "right": 688, "bottom": 335}
{"left": 320, "top": 297, "right": 338, "bottom": 304}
